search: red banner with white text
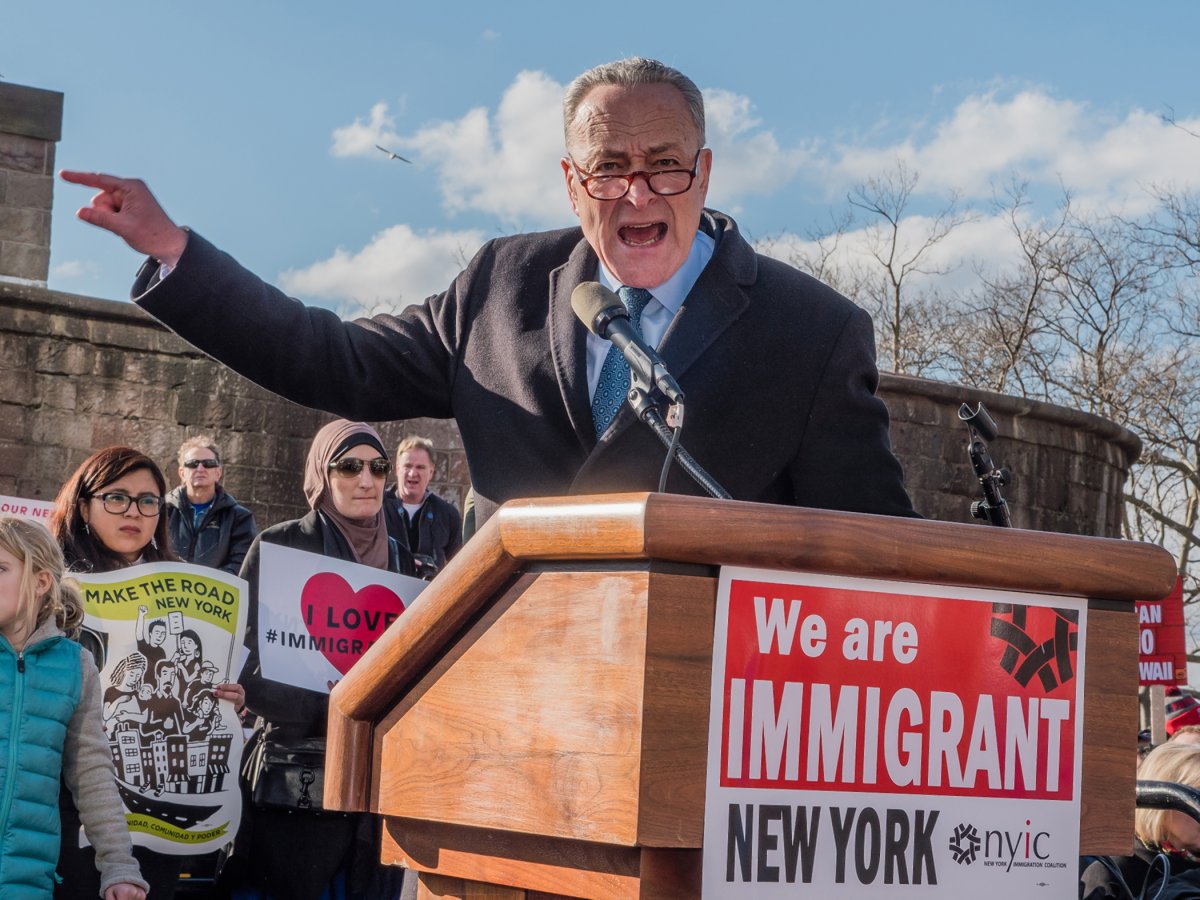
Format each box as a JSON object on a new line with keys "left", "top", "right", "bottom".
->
{"left": 703, "top": 568, "right": 1085, "bottom": 898}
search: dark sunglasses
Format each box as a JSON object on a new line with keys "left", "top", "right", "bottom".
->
{"left": 329, "top": 457, "right": 391, "bottom": 478}
{"left": 183, "top": 459, "right": 221, "bottom": 469}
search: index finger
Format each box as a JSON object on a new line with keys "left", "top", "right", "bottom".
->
{"left": 59, "top": 170, "right": 126, "bottom": 191}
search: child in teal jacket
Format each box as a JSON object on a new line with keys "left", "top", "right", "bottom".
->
{"left": 0, "top": 515, "right": 148, "bottom": 899}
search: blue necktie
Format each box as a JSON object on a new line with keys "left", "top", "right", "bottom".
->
{"left": 591, "top": 286, "right": 652, "bottom": 436}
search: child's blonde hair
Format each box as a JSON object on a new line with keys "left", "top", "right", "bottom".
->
{"left": 0, "top": 515, "right": 84, "bottom": 639}
{"left": 1136, "top": 741, "right": 1200, "bottom": 848}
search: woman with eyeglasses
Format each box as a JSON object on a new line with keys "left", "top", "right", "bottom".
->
{"left": 53, "top": 447, "right": 176, "bottom": 573}
{"left": 49, "top": 446, "right": 246, "bottom": 900}
{"left": 231, "top": 420, "right": 415, "bottom": 900}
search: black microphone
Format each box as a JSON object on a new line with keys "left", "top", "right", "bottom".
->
{"left": 570, "top": 282, "right": 684, "bottom": 403}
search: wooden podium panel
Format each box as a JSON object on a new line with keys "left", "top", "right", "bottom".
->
{"left": 324, "top": 493, "right": 1176, "bottom": 897}
{"left": 377, "top": 569, "right": 651, "bottom": 844}
{"left": 373, "top": 568, "right": 714, "bottom": 847}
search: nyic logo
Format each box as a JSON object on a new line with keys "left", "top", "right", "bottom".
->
{"left": 949, "top": 819, "right": 1052, "bottom": 871}
{"left": 948, "top": 823, "right": 980, "bottom": 864}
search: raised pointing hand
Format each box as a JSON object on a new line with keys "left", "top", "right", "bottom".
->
{"left": 59, "top": 170, "right": 189, "bottom": 267}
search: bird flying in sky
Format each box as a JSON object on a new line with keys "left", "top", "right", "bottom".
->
{"left": 375, "top": 144, "right": 412, "bottom": 163}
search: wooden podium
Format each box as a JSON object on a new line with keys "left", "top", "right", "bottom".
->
{"left": 324, "top": 493, "right": 1176, "bottom": 899}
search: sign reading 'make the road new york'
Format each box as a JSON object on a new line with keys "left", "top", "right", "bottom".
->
{"left": 703, "top": 567, "right": 1085, "bottom": 898}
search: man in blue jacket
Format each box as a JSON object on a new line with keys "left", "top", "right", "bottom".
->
{"left": 165, "top": 436, "right": 258, "bottom": 574}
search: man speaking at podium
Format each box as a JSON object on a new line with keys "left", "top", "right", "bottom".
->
{"left": 63, "top": 57, "right": 915, "bottom": 525}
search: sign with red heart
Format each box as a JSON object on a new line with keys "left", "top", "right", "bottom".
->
{"left": 256, "top": 543, "right": 428, "bottom": 692}
{"left": 301, "top": 573, "right": 406, "bottom": 675}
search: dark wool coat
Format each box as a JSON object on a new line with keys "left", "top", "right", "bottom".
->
{"left": 135, "top": 210, "right": 915, "bottom": 525}
{"left": 383, "top": 487, "right": 462, "bottom": 569}
{"left": 165, "top": 484, "right": 257, "bottom": 574}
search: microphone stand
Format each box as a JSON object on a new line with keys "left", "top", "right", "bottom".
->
{"left": 626, "top": 381, "right": 731, "bottom": 501}
{"left": 959, "top": 402, "right": 1012, "bottom": 527}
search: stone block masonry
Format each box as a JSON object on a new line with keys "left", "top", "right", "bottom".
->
{"left": 0, "top": 284, "right": 467, "bottom": 528}
{"left": 0, "top": 82, "right": 63, "bottom": 287}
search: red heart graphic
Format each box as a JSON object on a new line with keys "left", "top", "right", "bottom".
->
{"left": 300, "top": 573, "right": 407, "bottom": 675}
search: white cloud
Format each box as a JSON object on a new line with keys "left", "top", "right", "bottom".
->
{"left": 278, "top": 224, "right": 486, "bottom": 311}
{"left": 481, "top": 28, "right": 501, "bottom": 41}
{"left": 756, "top": 213, "right": 1026, "bottom": 301}
{"left": 831, "top": 91, "right": 1081, "bottom": 196}
{"left": 329, "top": 73, "right": 816, "bottom": 226}
{"left": 314, "top": 80, "right": 1200, "bottom": 314}
{"left": 702, "top": 88, "right": 813, "bottom": 211}
{"left": 1051, "top": 108, "right": 1200, "bottom": 212}
{"left": 823, "top": 90, "right": 1200, "bottom": 212}
{"left": 331, "top": 101, "right": 404, "bottom": 158}
{"left": 50, "top": 259, "right": 100, "bottom": 281}
{"left": 400, "top": 69, "right": 567, "bottom": 226}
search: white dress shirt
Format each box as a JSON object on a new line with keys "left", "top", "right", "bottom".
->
{"left": 585, "top": 230, "right": 715, "bottom": 400}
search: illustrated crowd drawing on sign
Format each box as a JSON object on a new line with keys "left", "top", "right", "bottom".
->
{"left": 100, "top": 606, "right": 235, "bottom": 827}
{"left": 73, "top": 562, "right": 247, "bottom": 851}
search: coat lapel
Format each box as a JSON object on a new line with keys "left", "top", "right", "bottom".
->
{"left": 657, "top": 256, "right": 751, "bottom": 380}
{"left": 548, "top": 237, "right": 601, "bottom": 451}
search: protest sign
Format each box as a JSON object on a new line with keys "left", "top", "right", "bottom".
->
{"left": 703, "top": 568, "right": 1086, "bottom": 897}
{"left": 1136, "top": 576, "right": 1186, "bottom": 685}
{"left": 0, "top": 493, "right": 55, "bottom": 523}
{"left": 256, "top": 542, "right": 426, "bottom": 693}
{"left": 76, "top": 562, "right": 248, "bottom": 855}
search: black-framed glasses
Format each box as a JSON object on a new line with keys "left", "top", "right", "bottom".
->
{"left": 569, "top": 150, "right": 703, "bottom": 201}
{"left": 329, "top": 457, "right": 392, "bottom": 479}
{"left": 183, "top": 459, "right": 221, "bottom": 469}
{"left": 95, "top": 492, "right": 163, "bottom": 517}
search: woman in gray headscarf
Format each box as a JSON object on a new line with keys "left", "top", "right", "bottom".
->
{"left": 232, "top": 420, "right": 414, "bottom": 900}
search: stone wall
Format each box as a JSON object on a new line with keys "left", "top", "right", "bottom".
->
{"left": 885, "top": 374, "right": 1138, "bottom": 536}
{"left": 0, "top": 282, "right": 1139, "bottom": 538}
{"left": 0, "top": 82, "right": 62, "bottom": 286}
{"left": 0, "top": 284, "right": 467, "bottom": 528}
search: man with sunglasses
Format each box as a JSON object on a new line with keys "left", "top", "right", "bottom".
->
{"left": 63, "top": 57, "right": 914, "bottom": 524}
{"left": 165, "top": 435, "right": 258, "bottom": 573}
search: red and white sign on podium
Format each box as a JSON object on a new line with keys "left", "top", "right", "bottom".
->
{"left": 703, "top": 567, "right": 1085, "bottom": 897}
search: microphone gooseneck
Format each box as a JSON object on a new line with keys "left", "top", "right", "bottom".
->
{"left": 571, "top": 281, "right": 730, "bottom": 501}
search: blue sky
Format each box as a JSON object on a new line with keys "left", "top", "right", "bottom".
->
{"left": 6, "top": 1, "right": 1199, "bottom": 309}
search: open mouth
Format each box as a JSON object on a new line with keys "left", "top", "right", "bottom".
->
{"left": 619, "top": 223, "right": 667, "bottom": 247}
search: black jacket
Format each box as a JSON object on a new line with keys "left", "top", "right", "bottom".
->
{"left": 235, "top": 512, "right": 413, "bottom": 899}
{"left": 135, "top": 211, "right": 914, "bottom": 526}
{"left": 382, "top": 486, "right": 463, "bottom": 569}
{"left": 165, "top": 484, "right": 257, "bottom": 574}
{"left": 1081, "top": 840, "right": 1200, "bottom": 899}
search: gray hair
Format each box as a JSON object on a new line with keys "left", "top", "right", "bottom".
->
{"left": 562, "top": 57, "right": 705, "bottom": 147}
{"left": 178, "top": 434, "right": 221, "bottom": 465}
